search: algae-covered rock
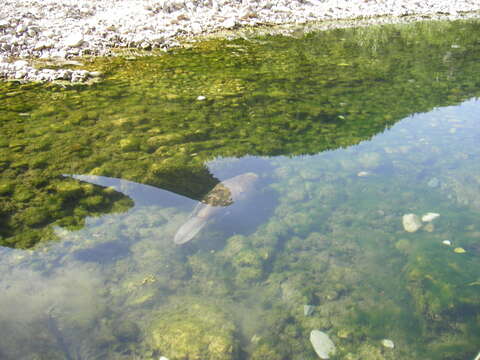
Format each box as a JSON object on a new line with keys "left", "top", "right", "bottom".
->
{"left": 0, "top": 180, "right": 15, "bottom": 195}
{"left": 119, "top": 137, "right": 140, "bottom": 151}
{"left": 221, "top": 234, "right": 248, "bottom": 259}
{"left": 251, "top": 343, "right": 281, "bottom": 360}
{"left": 244, "top": 304, "right": 313, "bottom": 359}
{"left": 395, "top": 238, "right": 413, "bottom": 254}
{"left": 344, "top": 343, "right": 386, "bottom": 360}
{"left": 112, "top": 319, "right": 140, "bottom": 342}
{"left": 233, "top": 249, "right": 263, "bottom": 268}
{"left": 235, "top": 266, "right": 263, "bottom": 285}
{"left": 405, "top": 238, "right": 480, "bottom": 321}
{"left": 148, "top": 299, "right": 238, "bottom": 360}
{"left": 217, "top": 234, "right": 268, "bottom": 286}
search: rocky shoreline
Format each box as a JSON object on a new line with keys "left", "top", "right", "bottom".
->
{"left": 1, "top": 0, "right": 479, "bottom": 83}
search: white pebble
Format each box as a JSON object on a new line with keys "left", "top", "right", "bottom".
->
{"left": 222, "top": 17, "right": 236, "bottom": 29}
{"left": 64, "top": 33, "right": 84, "bottom": 48}
{"left": 381, "top": 339, "right": 395, "bottom": 348}
{"left": 357, "top": 171, "right": 370, "bottom": 177}
{"left": 421, "top": 212, "right": 440, "bottom": 222}
{"left": 16, "top": 24, "right": 27, "bottom": 33}
{"left": 190, "top": 22, "right": 203, "bottom": 33}
{"left": 197, "top": 95, "right": 206, "bottom": 100}
{"left": 13, "top": 60, "right": 28, "bottom": 69}
{"left": 14, "top": 70, "right": 26, "bottom": 79}
{"left": 442, "top": 240, "right": 452, "bottom": 246}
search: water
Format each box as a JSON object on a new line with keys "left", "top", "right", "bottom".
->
{"left": 1, "top": 19, "right": 480, "bottom": 359}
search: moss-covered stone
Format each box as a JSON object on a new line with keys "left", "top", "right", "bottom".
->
{"left": 119, "top": 137, "right": 141, "bottom": 151}
{"left": 251, "top": 343, "right": 281, "bottom": 360}
{"left": 0, "top": 181, "right": 15, "bottom": 195}
{"left": 148, "top": 299, "right": 238, "bottom": 360}
{"left": 344, "top": 344, "right": 386, "bottom": 360}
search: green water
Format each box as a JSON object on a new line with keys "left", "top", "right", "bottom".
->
{"left": 1, "top": 19, "right": 480, "bottom": 359}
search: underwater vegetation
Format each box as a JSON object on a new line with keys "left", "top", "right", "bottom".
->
{"left": 148, "top": 298, "right": 239, "bottom": 360}
{"left": 0, "top": 175, "right": 133, "bottom": 248}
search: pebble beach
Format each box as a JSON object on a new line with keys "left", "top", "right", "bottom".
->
{"left": 1, "top": 0, "right": 480, "bottom": 82}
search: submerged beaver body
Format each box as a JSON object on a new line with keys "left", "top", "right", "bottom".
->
{"left": 174, "top": 173, "right": 258, "bottom": 245}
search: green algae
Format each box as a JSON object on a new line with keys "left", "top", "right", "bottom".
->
{"left": 148, "top": 298, "right": 239, "bottom": 360}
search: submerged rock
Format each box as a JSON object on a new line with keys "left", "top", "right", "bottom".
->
{"left": 402, "top": 214, "right": 422, "bottom": 233}
{"left": 345, "top": 343, "right": 385, "bottom": 359}
{"left": 423, "top": 223, "right": 434, "bottom": 232}
{"left": 454, "top": 247, "right": 466, "bottom": 253}
{"left": 112, "top": 320, "right": 140, "bottom": 342}
{"left": 310, "top": 330, "right": 336, "bottom": 359}
{"left": 421, "top": 212, "right": 440, "bottom": 222}
{"left": 149, "top": 299, "right": 238, "bottom": 360}
{"left": 64, "top": 33, "right": 84, "bottom": 48}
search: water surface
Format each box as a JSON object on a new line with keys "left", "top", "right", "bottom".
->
{"left": 1, "top": 19, "right": 480, "bottom": 359}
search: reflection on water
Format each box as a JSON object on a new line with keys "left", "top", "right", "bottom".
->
{"left": 1, "top": 20, "right": 480, "bottom": 360}
{"left": 3, "top": 20, "right": 480, "bottom": 250}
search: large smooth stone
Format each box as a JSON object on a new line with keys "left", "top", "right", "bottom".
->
{"left": 64, "top": 33, "right": 84, "bottom": 48}
{"left": 402, "top": 213, "right": 422, "bottom": 232}
{"left": 310, "top": 330, "right": 336, "bottom": 359}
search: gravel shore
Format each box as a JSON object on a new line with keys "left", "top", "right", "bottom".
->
{"left": 1, "top": 0, "right": 479, "bottom": 83}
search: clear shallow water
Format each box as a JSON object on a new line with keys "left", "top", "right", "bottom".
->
{"left": 1, "top": 20, "right": 480, "bottom": 359}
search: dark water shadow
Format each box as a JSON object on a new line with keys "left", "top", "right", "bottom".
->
{"left": 71, "top": 240, "right": 132, "bottom": 264}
